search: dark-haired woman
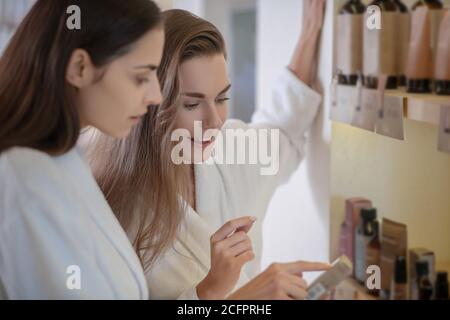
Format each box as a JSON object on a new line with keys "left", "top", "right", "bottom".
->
{"left": 0, "top": 0, "right": 164, "bottom": 299}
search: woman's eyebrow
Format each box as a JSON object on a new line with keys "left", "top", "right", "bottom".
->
{"left": 182, "top": 84, "right": 232, "bottom": 99}
{"left": 134, "top": 64, "right": 159, "bottom": 71}
{"left": 217, "top": 84, "right": 232, "bottom": 96}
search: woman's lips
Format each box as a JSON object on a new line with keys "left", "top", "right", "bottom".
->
{"left": 129, "top": 114, "right": 145, "bottom": 124}
{"left": 191, "top": 137, "right": 214, "bottom": 147}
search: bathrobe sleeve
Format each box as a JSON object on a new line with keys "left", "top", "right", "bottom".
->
{"left": 0, "top": 150, "right": 144, "bottom": 299}
{"left": 177, "top": 287, "right": 200, "bottom": 300}
{"left": 250, "top": 67, "right": 322, "bottom": 184}
{"left": 214, "top": 68, "right": 322, "bottom": 219}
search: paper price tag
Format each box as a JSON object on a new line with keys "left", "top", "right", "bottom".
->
{"left": 330, "top": 81, "right": 355, "bottom": 125}
{"left": 376, "top": 95, "right": 405, "bottom": 140}
{"left": 352, "top": 88, "right": 377, "bottom": 131}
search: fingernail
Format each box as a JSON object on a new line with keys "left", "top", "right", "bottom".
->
{"left": 249, "top": 216, "right": 257, "bottom": 222}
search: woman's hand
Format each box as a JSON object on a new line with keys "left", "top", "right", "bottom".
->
{"left": 197, "top": 216, "right": 257, "bottom": 300}
{"left": 288, "top": 0, "right": 326, "bottom": 86}
{"left": 227, "top": 261, "right": 332, "bottom": 300}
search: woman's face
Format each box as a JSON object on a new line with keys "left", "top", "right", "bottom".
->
{"left": 69, "top": 27, "right": 165, "bottom": 138}
{"left": 175, "top": 54, "right": 230, "bottom": 161}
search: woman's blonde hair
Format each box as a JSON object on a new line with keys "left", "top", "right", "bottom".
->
{"left": 86, "top": 9, "right": 226, "bottom": 271}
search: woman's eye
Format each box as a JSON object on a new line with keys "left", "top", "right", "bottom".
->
{"left": 136, "top": 77, "right": 150, "bottom": 85}
{"left": 217, "top": 97, "right": 230, "bottom": 104}
{"left": 184, "top": 103, "right": 200, "bottom": 110}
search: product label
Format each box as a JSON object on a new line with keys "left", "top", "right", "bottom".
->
{"left": 366, "top": 246, "right": 380, "bottom": 282}
{"left": 352, "top": 88, "right": 377, "bottom": 131}
{"left": 376, "top": 95, "right": 405, "bottom": 141}
{"left": 355, "top": 232, "right": 371, "bottom": 283}
{"left": 330, "top": 83, "right": 355, "bottom": 124}
{"left": 336, "top": 14, "right": 364, "bottom": 75}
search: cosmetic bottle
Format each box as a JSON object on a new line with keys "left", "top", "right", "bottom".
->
{"left": 365, "top": 220, "right": 381, "bottom": 296}
{"left": 337, "top": 0, "right": 366, "bottom": 85}
{"left": 364, "top": 0, "right": 398, "bottom": 89}
{"left": 390, "top": 256, "right": 408, "bottom": 300}
{"left": 416, "top": 261, "right": 434, "bottom": 300}
{"left": 407, "top": 0, "right": 444, "bottom": 93}
{"left": 355, "top": 208, "right": 377, "bottom": 284}
{"left": 434, "top": 10, "right": 450, "bottom": 95}
{"left": 393, "top": 0, "right": 410, "bottom": 87}
{"left": 435, "top": 271, "right": 449, "bottom": 300}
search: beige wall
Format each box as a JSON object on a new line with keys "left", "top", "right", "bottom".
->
{"left": 330, "top": 120, "right": 450, "bottom": 262}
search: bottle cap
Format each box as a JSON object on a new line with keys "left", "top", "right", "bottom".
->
{"left": 394, "top": 256, "right": 407, "bottom": 283}
{"left": 416, "top": 261, "right": 429, "bottom": 277}
{"left": 361, "top": 208, "right": 377, "bottom": 221}
{"left": 436, "top": 271, "right": 448, "bottom": 283}
{"left": 435, "top": 271, "right": 449, "bottom": 299}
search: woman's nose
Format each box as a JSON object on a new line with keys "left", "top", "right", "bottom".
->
{"left": 204, "top": 103, "right": 223, "bottom": 129}
{"left": 144, "top": 80, "right": 163, "bottom": 107}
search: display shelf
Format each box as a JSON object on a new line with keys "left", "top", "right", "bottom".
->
{"left": 386, "top": 89, "right": 450, "bottom": 126}
{"left": 333, "top": 261, "right": 450, "bottom": 300}
{"left": 333, "top": 278, "right": 378, "bottom": 300}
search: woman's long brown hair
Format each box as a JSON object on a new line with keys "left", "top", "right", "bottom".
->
{"left": 0, "top": 0, "right": 162, "bottom": 155}
{"left": 87, "top": 9, "right": 227, "bottom": 271}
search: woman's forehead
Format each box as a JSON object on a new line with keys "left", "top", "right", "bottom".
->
{"left": 179, "top": 54, "right": 230, "bottom": 97}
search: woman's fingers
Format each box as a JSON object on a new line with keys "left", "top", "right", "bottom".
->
{"left": 281, "top": 274, "right": 309, "bottom": 300}
{"left": 229, "top": 238, "right": 253, "bottom": 257}
{"left": 210, "top": 216, "right": 256, "bottom": 243}
{"left": 222, "top": 231, "right": 248, "bottom": 248}
{"left": 236, "top": 250, "right": 255, "bottom": 265}
{"left": 283, "top": 261, "right": 332, "bottom": 274}
{"left": 285, "top": 282, "right": 308, "bottom": 300}
{"left": 285, "top": 273, "right": 308, "bottom": 290}
{"left": 234, "top": 221, "right": 254, "bottom": 234}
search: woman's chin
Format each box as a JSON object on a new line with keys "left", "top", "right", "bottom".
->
{"left": 189, "top": 144, "right": 214, "bottom": 163}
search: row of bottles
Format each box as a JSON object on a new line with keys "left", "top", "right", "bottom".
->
{"left": 336, "top": 0, "right": 450, "bottom": 95}
{"left": 389, "top": 257, "right": 449, "bottom": 300}
{"left": 351, "top": 206, "right": 449, "bottom": 300}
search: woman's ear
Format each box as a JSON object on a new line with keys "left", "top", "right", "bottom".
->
{"left": 66, "top": 49, "right": 96, "bottom": 88}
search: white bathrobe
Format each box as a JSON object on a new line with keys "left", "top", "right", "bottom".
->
{"left": 145, "top": 68, "right": 322, "bottom": 300}
{"left": 0, "top": 146, "right": 148, "bottom": 299}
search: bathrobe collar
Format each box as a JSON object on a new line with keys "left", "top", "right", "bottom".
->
{"left": 58, "top": 147, "right": 148, "bottom": 299}
{"left": 175, "top": 163, "right": 253, "bottom": 288}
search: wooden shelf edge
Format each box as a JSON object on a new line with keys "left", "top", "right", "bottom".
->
{"left": 333, "top": 261, "right": 450, "bottom": 300}
{"left": 386, "top": 89, "right": 449, "bottom": 126}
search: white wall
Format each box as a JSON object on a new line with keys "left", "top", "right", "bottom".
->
{"left": 257, "top": 0, "right": 334, "bottom": 281}
{"left": 170, "top": 0, "right": 205, "bottom": 15}
{"left": 0, "top": 0, "right": 35, "bottom": 54}
{"left": 179, "top": 0, "right": 257, "bottom": 119}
